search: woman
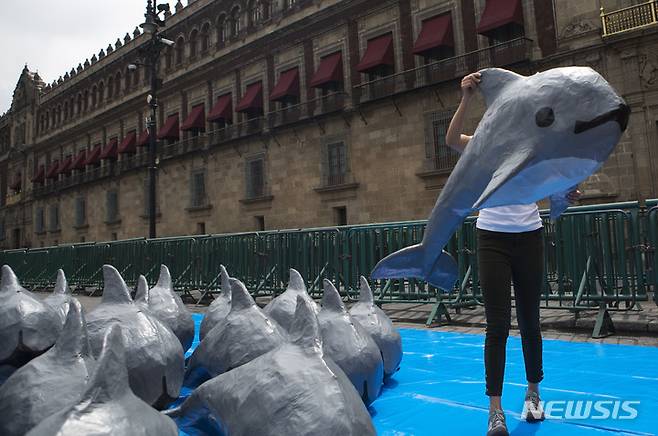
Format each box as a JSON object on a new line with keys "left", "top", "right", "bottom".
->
{"left": 446, "top": 72, "right": 579, "bottom": 436}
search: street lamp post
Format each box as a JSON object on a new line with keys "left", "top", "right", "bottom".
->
{"left": 132, "top": 0, "right": 172, "bottom": 239}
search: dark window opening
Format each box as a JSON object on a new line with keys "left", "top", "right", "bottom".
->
{"left": 255, "top": 215, "right": 265, "bottom": 231}
{"left": 487, "top": 24, "right": 524, "bottom": 45}
{"left": 196, "top": 222, "right": 206, "bottom": 235}
{"left": 327, "top": 141, "right": 347, "bottom": 186}
{"left": 246, "top": 158, "right": 265, "bottom": 198}
{"left": 334, "top": 206, "right": 347, "bottom": 226}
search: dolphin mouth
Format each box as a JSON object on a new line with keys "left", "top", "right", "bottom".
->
{"left": 574, "top": 103, "right": 630, "bottom": 134}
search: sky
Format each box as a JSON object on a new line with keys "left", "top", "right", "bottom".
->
{"left": 0, "top": 0, "right": 176, "bottom": 114}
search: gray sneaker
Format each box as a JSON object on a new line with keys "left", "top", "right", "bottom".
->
{"left": 522, "top": 391, "right": 545, "bottom": 422}
{"left": 487, "top": 409, "right": 509, "bottom": 436}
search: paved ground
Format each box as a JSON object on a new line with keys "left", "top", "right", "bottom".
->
{"left": 42, "top": 292, "right": 658, "bottom": 347}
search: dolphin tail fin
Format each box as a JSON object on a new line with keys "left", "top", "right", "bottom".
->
{"left": 426, "top": 251, "right": 459, "bottom": 292}
{"left": 370, "top": 244, "right": 426, "bottom": 280}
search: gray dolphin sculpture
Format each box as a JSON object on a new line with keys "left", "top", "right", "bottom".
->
{"left": 318, "top": 279, "right": 384, "bottom": 405}
{"left": 263, "top": 268, "right": 320, "bottom": 332}
{"left": 199, "top": 265, "right": 232, "bottom": 341}
{"left": 371, "top": 67, "right": 629, "bottom": 290}
{"left": 0, "top": 265, "right": 61, "bottom": 366}
{"left": 168, "top": 296, "right": 376, "bottom": 436}
{"left": 349, "top": 276, "right": 402, "bottom": 377}
{"left": 185, "top": 278, "right": 286, "bottom": 387}
{"left": 26, "top": 324, "right": 179, "bottom": 436}
{"left": 43, "top": 269, "right": 73, "bottom": 328}
{"left": 0, "top": 299, "right": 95, "bottom": 436}
{"left": 134, "top": 265, "right": 195, "bottom": 351}
{"left": 86, "top": 265, "right": 184, "bottom": 408}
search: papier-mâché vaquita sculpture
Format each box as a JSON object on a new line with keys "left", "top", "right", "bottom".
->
{"left": 26, "top": 324, "right": 178, "bottom": 436}
{"left": 349, "top": 276, "right": 402, "bottom": 377}
{"left": 0, "top": 265, "right": 61, "bottom": 367}
{"left": 0, "top": 299, "right": 95, "bottom": 436}
{"left": 184, "top": 278, "right": 286, "bottom": 387}
{"left": 371, "top": 67, "right": 629, "bottom": 290}
{"left": 318, "top": 279, "right": 384, "bottom": 405}
{"left": 86, "top": 265, "right": 184, "bottom": 408}
{"left": 168, "top": 296, "right": 376, "bottom": 436}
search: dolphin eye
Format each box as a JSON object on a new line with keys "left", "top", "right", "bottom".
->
{"left": 535, "top": 107, "right": 555, "bottom": 127}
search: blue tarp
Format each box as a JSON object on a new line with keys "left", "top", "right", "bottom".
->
{"left": 179, "top": 314, "right": 657, "bottom": 435}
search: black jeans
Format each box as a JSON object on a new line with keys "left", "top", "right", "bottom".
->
{"left": 477, "top": 228, "right": 544, "bottom": 397}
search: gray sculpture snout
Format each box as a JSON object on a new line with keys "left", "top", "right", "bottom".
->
{"left": 574, "top": 103, "right": 630, "bottom": 134}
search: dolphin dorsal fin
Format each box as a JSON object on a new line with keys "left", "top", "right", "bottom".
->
{"left": 229, "top": 278, "right": 255, "bottom": 311}
{"left": 321, "top": 279, "right": 346, "bottom": 313}
{"left": 478, "top": 68, "right": 524, "bottom": 107}
{"left": 290, "top": 295, "right": 322, "bottom": 350}
{"left": 0, "top": 265, "right": 21, "bottom": 293}
{"left": 287, "top": 268, "right": 306, "bottom": 293}
{"left": 358, "top": 276, "right": 374, "bottom": 305}
{"left": 134, "top": 275, "right": 149, "bottom": 305}
{"left": 219, "top": 265, "right": 231, "bottom": 302}
{"left": 53, "top": 298, "right": 92, "bottom": 357}
{"left": 156, "top": 265, "right": 172, "bottom": 290}
{"left": 80, "top": 324, "right": 131, "bottom": 402}
{"left": 101, "top": 265, "right": 133, "bottom": 305}
{"left": 53, "top": 269, "right": 71, "bottom": 295}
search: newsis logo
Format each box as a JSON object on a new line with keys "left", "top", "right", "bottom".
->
{"left": 522, "top": 400, "right": 640, "bottom": 420}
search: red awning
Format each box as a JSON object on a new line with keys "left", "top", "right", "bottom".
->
{"left": 477, "top": 0, "right": 524, "bottom": 36}
{"left": 208, "top": 94, "right": 233, "bottom": 122}
{"left": 100, "top": 138, "right": 118, "bottom": 160}
{"left": 85, "top": 145, "right": 102, "bottom": 166}
{"left": 31, "top": 165, "right": 45, "bottom": 183}
{"left": 181, "top": 105, "right": 206, "bottom": 131}
{"left": 136, "top": 129, "right": 150, "bottom": 147}
{"left": 310, "top": 52, "right": 343, "bottom": 88}
{"left": 58, "top": 156, "right": 73, "bottom": 175}
{"left": 46, "top": 160, "right": 59, "bottom": 179}
{"left": 236, "top": 82, "right": 263, "bottom": 113}
{"left": 270, "top": 68, "right": 300, "bottom": 101}
{"left": 357, "top": 34, "right": 394, "bottom": 73}
{"left": 413, "top": 14, "right": 454, "bottom": 55}
{"left": 9, "top": 173, "right": 21, "bottom": 190}
{"left": 71, "top": 150, "right": 87, "bottom": 170}
{"left": 118, "top": 131, "right": 137, "bottom": 154}
{"left": 157, "top": 114, "right": 180, "bottom": 140}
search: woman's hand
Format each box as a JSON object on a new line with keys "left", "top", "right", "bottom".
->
{"left": 461, "top": 72, "right": 481, "bottom": 101}
{"left": 567, "top": 189, "right": 582, "bottom": 204}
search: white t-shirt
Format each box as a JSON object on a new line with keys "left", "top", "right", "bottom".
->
{"left": 476, "top": 204, "right": 543, "bottom": 233}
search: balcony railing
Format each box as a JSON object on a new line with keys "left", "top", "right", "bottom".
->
{"left": 353, "top": 37, "right": 532, "bottom": 104}
{"left": 601, "top": 1, "right": 658, "bottom": 37}
{"left": 161, "top": 135, "right": 208, "bottom": 160}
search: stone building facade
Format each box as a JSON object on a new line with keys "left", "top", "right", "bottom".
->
{"left": 0, "top": 0, "right": 657, "bottom": 249}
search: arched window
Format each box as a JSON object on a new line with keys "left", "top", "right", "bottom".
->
{"left": 63, "top": 102, "right": 69, "bottom": 121}
{"left": 217, "top": 15, "right": 227, "bottom": 44}
{"left": 98, "top": 82, "right": 105, "bottom": 104}
{"left": 91, "top": 85, "right": 98, "bottom": 108}
{"left": 249, "top": 1, "right": 260, "bottom": 26}
{"left": 69, "top": 97, "right": 75, "bottom": 117}
{"left": 201, "top": 23, "right": 210, "bottom": 52}
{"left": 56, "top": 105, "right": 62, "bottom": 124}
{"left": 45, "top": 112, "right": 50, "bottom": 129}
{"left": 165, "top": 47, "right": 173, "bottom": 69}
{"left": 190, "top": 29, "right": 198, "bottom": 59}
{"left": 132, "top": 68, "right": 139, "bottom": 87}
{"left": 176, "top": 36, "right": 185, "bottom": 65}
{"left": 230, "top": 7, "right": 241, "bottom": 38}
{"left": 115, "top": 72, "right": 122, "bottom": 95}
{"left": 284, "top": 0, "right": 296, "bottom": 10}
{"left": 84, "top": 90, "right": 89, "bottom": 111}
{"left": 260, "top": 1, "right": 270, "bottom": 21}
{"left": 108, "top": 76, "right": 114, "bottom": 100}
{"left": 77, "top": 94, "right": 82, "bottom": 115}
